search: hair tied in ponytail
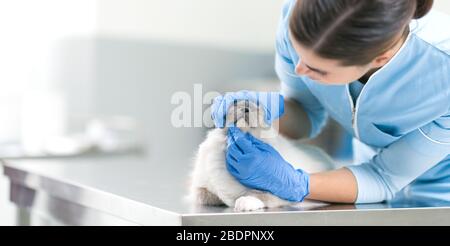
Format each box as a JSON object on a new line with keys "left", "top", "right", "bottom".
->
{"left": 414, "top": 0, "right": 434, "bottom": 19}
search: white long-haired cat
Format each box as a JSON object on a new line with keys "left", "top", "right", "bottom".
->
{"left": 189, "top": 100, "right": 334, "bottom": 211}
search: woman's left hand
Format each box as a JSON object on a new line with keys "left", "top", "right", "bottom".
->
{"left": 226, "top": 127, "right": 310, "bottom": 202}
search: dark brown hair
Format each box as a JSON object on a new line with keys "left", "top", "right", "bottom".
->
{"left": 289, "top": 0, "right": 434, "bottom": 66}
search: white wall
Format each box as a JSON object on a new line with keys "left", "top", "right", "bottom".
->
{"left": 96, "top": 0, "right": 284, "bottom": 52}
{"left": 0, "top": 0, "right": 96, "bottom": 143}
{"left": 0, "top": 0, "right": 96, "bottom": 91}
{"left": 435, "top": 0, "right": 450, "bottom": 14}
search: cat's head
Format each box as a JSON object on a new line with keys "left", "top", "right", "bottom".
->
{"left": 224, "top": 100, "right": 279, "bottom": 139}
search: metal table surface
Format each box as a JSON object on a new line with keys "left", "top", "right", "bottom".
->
{"left": 2, "top": 155, "right": 450, "bottom": 225}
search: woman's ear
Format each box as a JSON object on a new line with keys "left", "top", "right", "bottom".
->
{"left": 370, "top": 34, "right": 405, "bottom": 69}
{"left": 371, "top": 52, "right": 392, "bottom": 69}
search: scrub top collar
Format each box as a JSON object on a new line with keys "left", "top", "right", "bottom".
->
{"left": 345, "top": 32, "right": 413, "bottom": 140}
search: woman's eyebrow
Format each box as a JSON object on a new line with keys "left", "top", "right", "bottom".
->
{"left": 305, "top": 64, "right": 328, "bottom": 74}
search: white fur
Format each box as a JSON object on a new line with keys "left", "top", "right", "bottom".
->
{"left": 188, "top": 101, "right": 334, "bottom": 211}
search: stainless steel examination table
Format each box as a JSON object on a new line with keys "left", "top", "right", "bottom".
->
{"left": 2, "top": 155, "right": 450, "bottom": 226}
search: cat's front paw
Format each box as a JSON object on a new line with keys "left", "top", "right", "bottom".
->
{"left": 234, "top": 196, "right": 265, "bottom": 211}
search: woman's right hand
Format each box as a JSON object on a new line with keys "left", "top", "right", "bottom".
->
{"left": 211, "top": 90, "right": 284, "bottom": 128}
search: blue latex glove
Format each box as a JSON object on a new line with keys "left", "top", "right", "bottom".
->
{"left": 226, "top": 127, "right": 310, "bottom": 202}
{"left": 211, "top": 90, "right": 284, "bottom": 128}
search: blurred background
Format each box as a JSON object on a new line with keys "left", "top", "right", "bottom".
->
{"left": 1, "top": 0, "right": 449, "bottom": 225}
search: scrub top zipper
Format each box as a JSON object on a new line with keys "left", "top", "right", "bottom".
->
{"left": 347, "top": 78, "right": 373, "bottom": 140}
{"left": 346, "top": 84, "right": 359, "bottom": 139}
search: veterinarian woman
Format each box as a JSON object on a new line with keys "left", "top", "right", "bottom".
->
{"left": 211, "top": 0, "right": 450, "bottom": 204}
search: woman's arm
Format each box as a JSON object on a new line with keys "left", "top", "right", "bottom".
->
{"left": 277, "top": 99, "right": 359, "bottom": 203}
{"left": 307, "top": 168, "right": 358, "bottom": 203}
{"left": 308, "top": 120, "right": 449, "bottom": 204}
{"left": 279, "top": 98, "right": 359, "bottom": 203}
{"left": 278, "top": 98, "right": 311, "bottom": 140}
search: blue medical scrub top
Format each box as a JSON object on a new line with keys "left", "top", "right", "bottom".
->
{"left": 276, "top": 0, "right": 450, "bottom": 203}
